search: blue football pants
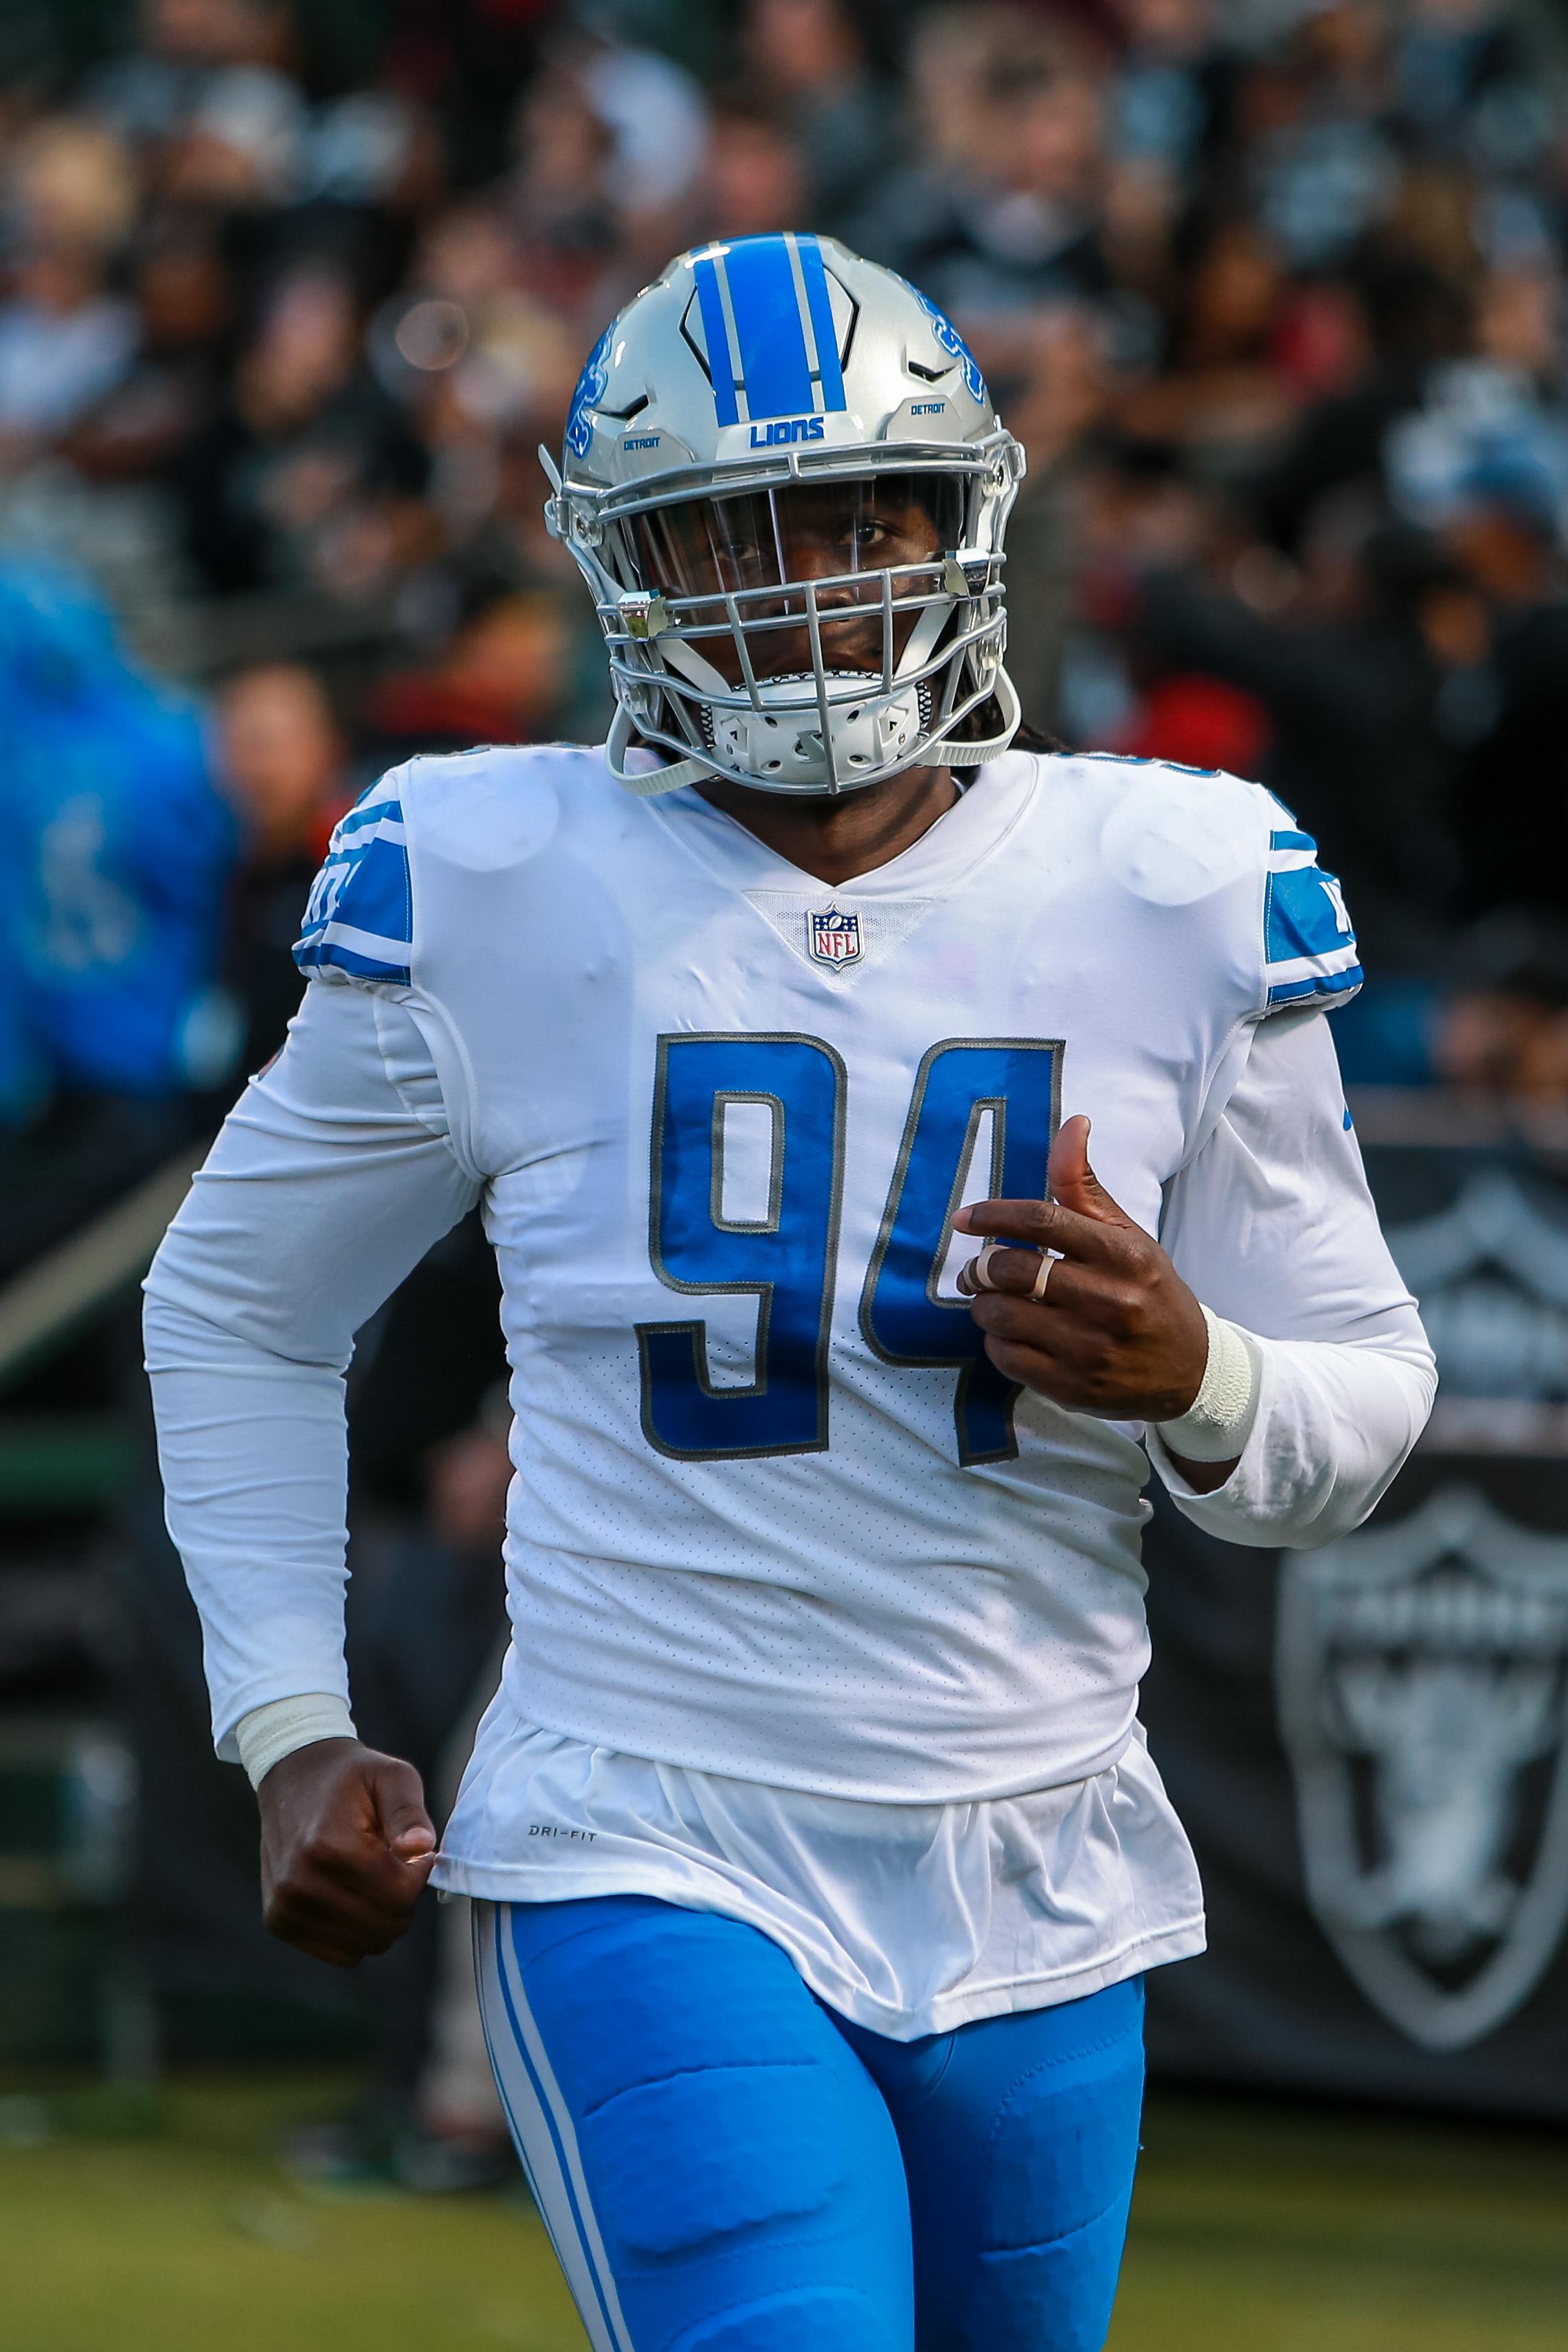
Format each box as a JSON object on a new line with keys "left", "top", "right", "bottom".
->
{"left": 474, "top": 1893, "right": 1145, "bottom": 2352}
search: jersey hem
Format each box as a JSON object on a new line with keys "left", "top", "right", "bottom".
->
{"left": 431, "top": 1845, "right": 1205, "bottom": 2039}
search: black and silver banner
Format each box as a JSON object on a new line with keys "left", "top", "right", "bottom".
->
{"left": 1143, "top": 1105, "right": 1568, "bottom": 2118}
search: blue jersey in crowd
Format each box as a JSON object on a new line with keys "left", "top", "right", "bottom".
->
{"left": 0, "top": 563, "right": 236, "bottom": 1116}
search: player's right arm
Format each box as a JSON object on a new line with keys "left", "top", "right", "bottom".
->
{"left": 143, "top": 972, "right": 480, "bottom": 1962}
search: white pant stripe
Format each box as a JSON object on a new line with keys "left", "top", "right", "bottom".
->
{"left": 473, "top": 1902, "right": 636, "bottom": 2352}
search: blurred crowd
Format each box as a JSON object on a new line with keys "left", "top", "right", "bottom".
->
{"left": 4, "top": 0, "right": 1568, "bottom": 2175}
{"left": 3, "top": 0, "right": 1568, "bottom": 1120}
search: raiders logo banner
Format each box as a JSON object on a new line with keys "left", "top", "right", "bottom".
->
{"left": 1140, "top": 1120, "right": 1568, "bottom": 2120}
{"left": 1278, "top": 1487, "right": 1568, "bottom": 2053}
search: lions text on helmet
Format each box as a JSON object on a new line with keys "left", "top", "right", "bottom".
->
{"left": 542, "top": 233, "right": 1025, "bottom": 799}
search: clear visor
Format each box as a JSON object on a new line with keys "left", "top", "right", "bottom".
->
{"left": 630, "top": 473, "right": 965, "bottom": 598}
{"left": 626, "top": 473, "right": 967, "bottom": 687}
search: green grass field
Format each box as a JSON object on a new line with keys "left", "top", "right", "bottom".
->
{"left": 2, "top": 2069, "right": 1565, "bottom": 2352}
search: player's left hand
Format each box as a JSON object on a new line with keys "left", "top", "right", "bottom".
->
{"left": 955, "top": 1114, "right": 1209, "bottom": 1425}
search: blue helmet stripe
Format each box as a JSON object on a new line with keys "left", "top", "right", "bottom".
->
{"left": 692, "top": 254, "right": 739, "bottom": 426}
{"left": 723, "top": 234, "right": 814, "bottom": 421}
{"left": 795, "top": 235, "right": 846, "bottom": 412}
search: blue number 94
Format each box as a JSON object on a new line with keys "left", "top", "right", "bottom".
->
{"left": 637, "top": 1034, "right": 845, "bottom": 1459}
{"left": 638, "top": 1032, "right": 1059, "bottom": 1466}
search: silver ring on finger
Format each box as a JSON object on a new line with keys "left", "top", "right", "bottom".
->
{"left": 1031, "top": 1250, "right": 1058, "bottom": 1302}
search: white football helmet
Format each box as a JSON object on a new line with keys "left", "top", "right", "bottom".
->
{"left": 543, "top": 232, "right": 1025, "bottom": 797}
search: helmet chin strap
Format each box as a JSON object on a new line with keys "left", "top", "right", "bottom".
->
{"left": 603, "top": 634, "right": 738, "bottom": 798}
{"left": 605, "top": 703, "right": 712, "bottom": 797}
{"left": 932, "top": 663, "right": 1022, "bottom": 766}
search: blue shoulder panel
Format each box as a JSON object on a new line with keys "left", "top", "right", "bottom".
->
{"left": 294, "top": 783, "right": 412, "bottom": 985}
{"left": 1263, "top": 828, "right": 1362, "bottom": 1011}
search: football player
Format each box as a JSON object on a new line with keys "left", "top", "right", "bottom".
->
{"left": 146, "top": 236, "right": 1434, "bottom": 2352}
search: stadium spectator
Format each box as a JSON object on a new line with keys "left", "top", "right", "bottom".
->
{"left": 212, "top": 660, "right": 350, "bottom": 1072}
{"left": 0, "top": 119, "right": 141, "bottom": 459}
{"left": 359, "top": 582, "right": 576, "bottom": 762}
{"left": 1132, "top": 519, "right": 1481, "bottom": 969}
{"left": 687, "top": 90, "right": 812, "bottom": 248}
{"left": 0, "top": 561, "right": 234, "bottom": 1103}
{"left": 174, "top": 262, "right": 432, "bottom": 596}
{"left": 738, "top": 0, "right": 899, "bottom": 233}
{"left": 854, "top": 5, "right": 1112, "bottom": 312}
{"left": 66, "top": 219, "right": 233, "bottom": 485}
{"left": 88, "top": 0, "right": 301, "bottom": 152}
{"left": 0, "top": 561, "right": 234, "bottom": 1271}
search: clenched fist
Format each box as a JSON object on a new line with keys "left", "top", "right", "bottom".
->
{"left": 258, "top": 1739, "right": 437, "bottom": 1967}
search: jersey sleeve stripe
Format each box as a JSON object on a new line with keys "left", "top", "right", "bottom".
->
{"left": 294, "top": 794, "right": 414, "bottom": 984}
{"left": 1262, "top": 827, "right": 1361, "bottom": 1011}
{"left": 1267, "top": 941, "right": 1361, "bottom": 983}
{"left": 332, "top": 808, "right": 407, "bottom": 846}
{"left": 1267, "top": 961, "right": 1364, "bottom": 1007}
{"left": 310, "top": 916, "right": 413, "bottom": 961}
{"left": 295, "top": 934, "right": 413, "bottom": 985}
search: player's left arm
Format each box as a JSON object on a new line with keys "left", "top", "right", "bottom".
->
{"left": 957, "top": 1007, "right": 1436, "bottom": 1542}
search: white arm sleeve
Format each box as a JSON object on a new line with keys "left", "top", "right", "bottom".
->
{"left": 1150, "top": 1007, "right": 1435, "bottom": 1547}
{"left": 143, "top": 978, "right": 481, "bottom": 1755}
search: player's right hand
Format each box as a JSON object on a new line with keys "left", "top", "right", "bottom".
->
{"left": 257, "top": 1739, "right": 437, "bottom": 1967}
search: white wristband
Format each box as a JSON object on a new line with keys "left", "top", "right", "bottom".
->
{"left": 1155, "top": 1307, "right": 1261, "bottom": 1463}
{"left": 234, "top": 1693, "right": 357, "bottom": 1791}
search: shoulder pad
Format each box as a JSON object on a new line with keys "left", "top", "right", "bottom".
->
{"left": 1262, "top": 825, "right": 1361, "bottom": 1014}
{"left": 294, "top": 774, "right": 412, "bottom": 985}
{"left": 388, "top": 742, "right": 574, "bottom": 871}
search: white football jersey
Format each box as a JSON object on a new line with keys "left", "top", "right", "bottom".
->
{"left": 292, "top": 743, "right": 1363, "bottom": 1802}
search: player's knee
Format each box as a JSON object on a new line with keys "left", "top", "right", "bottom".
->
{"left": 670, "top": 2286, "right": 899, "bottom": 2351}
{"left": 580, "top": 2053, "right": 852, "bottom": 2263}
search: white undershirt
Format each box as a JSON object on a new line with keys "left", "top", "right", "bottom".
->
{"left": 144, "top": 981, "right": 1432, "bottom": 2038}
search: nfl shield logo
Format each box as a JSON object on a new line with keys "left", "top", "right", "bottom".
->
{"left": 810, "top": 907, "right": 862, "bottom": 967}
